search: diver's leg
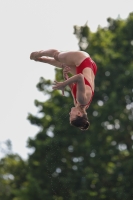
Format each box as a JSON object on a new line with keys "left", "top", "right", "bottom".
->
{"left": 30, "top": 49, "right": 89, "bottom": 66}
{"left": 30, "top": 49, "right": 59, "bottom": 60}
{"left": 35, "top": 57, "right": 63, "bottom": 68}
{"left": 54, "top": 51, "right": 89, "bottom": 66}
{"left": 36, "top": 56, "right": 76, "bottom": 75}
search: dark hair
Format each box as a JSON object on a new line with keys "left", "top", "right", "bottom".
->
{"left": 70, "top": 114, "right": 90, "bottom": 131}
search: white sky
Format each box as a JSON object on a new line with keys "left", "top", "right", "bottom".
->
{"left": 0, "top": 0, "right": 133, "bottom": 159}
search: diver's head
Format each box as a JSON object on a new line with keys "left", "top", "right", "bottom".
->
{"left": 69, "top": 107, "right": 90, "bottom": 131}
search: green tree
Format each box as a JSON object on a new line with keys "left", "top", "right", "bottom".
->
{"left": 21, "top": 12, "right": 133, "bottom": 200}
{"left": 0, "top": 141, "right": 28, "bottom": 200}
{"left": 74, "top": 12, "right": 133, "bottom": 199}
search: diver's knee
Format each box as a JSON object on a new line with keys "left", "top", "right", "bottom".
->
{"left": 54, "top": 51, "right": 60, "bottom": 61}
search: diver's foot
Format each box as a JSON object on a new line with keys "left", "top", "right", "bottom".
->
{"left": 30, "top": 50, "right": 43, "bottom": 60}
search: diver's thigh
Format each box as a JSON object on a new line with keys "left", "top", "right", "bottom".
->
{"left": 57, "top": 51, "right": 89, "bottom": 66}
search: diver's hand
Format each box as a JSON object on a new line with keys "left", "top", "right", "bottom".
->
{"left": 63, "top": 66, "right": 71, "bottom": 80}
{"left": 52, "top": 80, "right": 66, "bottom": 96}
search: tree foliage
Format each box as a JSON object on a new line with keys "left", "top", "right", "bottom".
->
{"left": 0, "top": 153, "right": 28, "bottom": 200}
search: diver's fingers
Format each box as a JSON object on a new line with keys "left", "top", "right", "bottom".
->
{"left": 62, "top": 89, "right": 64, "bottom": 96}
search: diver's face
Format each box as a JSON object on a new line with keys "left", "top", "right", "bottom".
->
{"left": 69, "top": 107, "right": 83, "bottom": 121}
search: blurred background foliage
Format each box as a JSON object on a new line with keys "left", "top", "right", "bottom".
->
{"left": 0, "top": 13, "right": 133, "bottom": 200}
